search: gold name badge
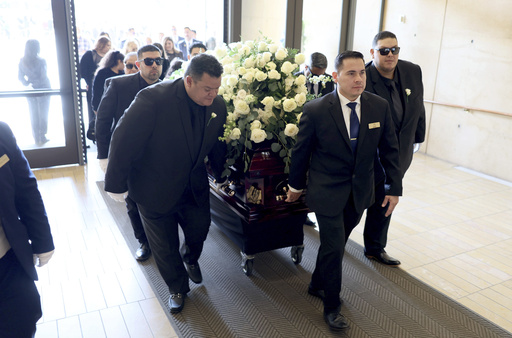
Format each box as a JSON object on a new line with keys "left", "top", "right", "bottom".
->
{"left": 0, "top": 154, "right": 10, "bottom": 168}
{"left": 368, "top": 122, "right": 380, "bottom": 129}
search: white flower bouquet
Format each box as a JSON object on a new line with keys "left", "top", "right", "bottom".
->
{"left": 213, "top": 37, "right": 309, "bottom": 177}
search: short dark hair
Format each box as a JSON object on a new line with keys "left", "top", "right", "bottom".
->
{"left": 137, "top": 44, "right": 161, "bottom": 59}
{"left": 372, "top": 31, "right": 397, "bottom": 48}
{"left": 98, "top": 50, "right": 125, "bottom": 73}
{"left": 189, "top": 42, "right": 207, "bottom": 55}
{"left": 308, "top": 52, "right": 328, "bottom": 69}
{"left": 334, "top": 51, "right": 365, "bottom": 72}
{"left": 184, "top": 53, "right": 223, "bottom": 81}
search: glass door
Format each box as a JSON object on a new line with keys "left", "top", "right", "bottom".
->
{"left": 0, "top": 0, "right": 84, "bottom": 168}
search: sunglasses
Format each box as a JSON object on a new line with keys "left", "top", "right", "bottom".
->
{"left": 138, "top": 57, "right": 164, "bottom": 66}
{"left": 375, "top": 47, "right": 400, "bottom": 55}
{"left": 125, "top": 63, "right": 138, "bottom": 70}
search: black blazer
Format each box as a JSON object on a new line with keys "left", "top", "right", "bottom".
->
{"left": 365, "top": 60, "right": 426, "bottom": 177}
{"left": 104, "top": 78, "right": 227, "bottom": 214}
{"left": 95, "top": 73, "right": 160, "bottom": 159}
{"left": 288, "top": 91, "right": 402, "bottom": 217}
{"left": 0, "top": 122, "right": 54, "bottom": 281}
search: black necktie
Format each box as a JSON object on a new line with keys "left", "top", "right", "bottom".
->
{"left": 190, "top": 104, "right": 204, "bottom": 160}
{"left": 347, "top": 102, "right": 359, "bottom": 153}
{"left": 389, "top": 81, "right": 403, "bottom": 125}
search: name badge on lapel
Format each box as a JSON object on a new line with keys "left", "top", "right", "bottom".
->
{"left": 368, "top": 122, "right": 380, "bottom": 129}
{"left": 0, "top": 154, "right": 10, "bottom": 168}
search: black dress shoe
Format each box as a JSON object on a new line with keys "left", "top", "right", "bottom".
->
{"left": 135, "top": 242, "right": 151, "bottom": 261}
{"left": 308, "top": 285, "right": 325, "bottom": 300}
{"left": 185, "top": 262, "right": 202, "bottom": 284}
{"left": 365, "top": 251, "right": 401, "bottom": 266}
{"left": 324, "top": 311, "right": 349, "bottom": 331}
{"left": 304, "top": 216, "right": 316, "bottom": 226}
{"left": 168, "top": 293, "right": 186, "bottom": 313}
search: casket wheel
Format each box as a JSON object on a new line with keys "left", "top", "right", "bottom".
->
{"left": 291, "top": 245, "right": 304, "bottom": 264}
{"left": 242, "top": 259, "right": 254, "bottom": 276}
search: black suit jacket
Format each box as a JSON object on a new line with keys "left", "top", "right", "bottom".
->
{"left": 176, "top": 39, "right": 200, "bottom": 60}
{"left": 95, "top": 73, "right": 161, "bottom": 159}
{"left": 0, "top": 122, "right": 54, "bottom": 281}
{"left": 288, "top": 91, "right": 402, "bottom": 217}
{"left": 104, "top": 78, "right": 227, "bottom": 214}
{"left": 365, "top": 60, "right": 426, "bottom": 177}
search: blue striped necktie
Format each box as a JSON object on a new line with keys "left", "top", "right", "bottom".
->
{"left": 347, "top": 102, "right": 359, "bottom": 153}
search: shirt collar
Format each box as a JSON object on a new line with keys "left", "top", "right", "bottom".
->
{"left": 336, "top": 90, "right": 361, "bottom": 107}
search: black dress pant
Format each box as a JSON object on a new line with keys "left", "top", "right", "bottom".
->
{"left": 311, "top": 194, "right": 363, "bottom": 313}
{"left": 125, "top": 195, "right": 147, "bottom": 244}
{"left": 137, "top": 193, "right": 211, "bottom": 294}
{"left": 0, "top": 249, "right": 41, "bottom": 338}
{"left": 363, "top": 178, "right": 391, "bottom": 254}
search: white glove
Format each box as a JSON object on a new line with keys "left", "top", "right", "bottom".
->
{"left": 99, "top": 158, "right": 108, "bottom": 173}
{"left": 33, "top": 250, "right": 54, "bottom": 267}
{"left": 413, "top": 143, "right": 421, "bottom": 153}
{"left": 108, "top": 191, "right": 128, "bottom": 203}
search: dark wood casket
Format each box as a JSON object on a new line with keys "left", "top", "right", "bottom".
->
{"left": 209, "top": 148, "right": 309, "bottom": 275}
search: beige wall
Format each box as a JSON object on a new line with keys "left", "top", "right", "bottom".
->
{"left": 356, "top": 0, "right": 512, "bottom": 181}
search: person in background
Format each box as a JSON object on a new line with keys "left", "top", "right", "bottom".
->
{"left": 162, "top": 36, "right": 183, "bottom": 64}
{"left": 152, "top": 42, "right": 170, "bottom": 80}
{"left": 0, "top": 121, "right": 55, "bottom": 338}
{"left": 188, "top": 42, "right": 207, "bottom": 60}
{"left": 302, "top": 52, "right": 335, "bottom": 97}
{"left": 91, "top": 50, "right": 125, "bottom": 114}
{"left": 124, "top": 39, "right": 139, "bottom": 55}
{"left": 166, "top": 57, "right": 185, "bottom": 78}
{"left": 124, "top": 52, "right": 138, "bottom": 75}
{"left": 286, "top": 51, "right": 402, "bottom": 331}
{"left": 170, "top": 25, "right": 184, "bottom": 45}
{"left": 18, "top": 39, "right": 52, "bottom": 146}
{"left": 80, "top": 35, "right": 111, "bottom": 142}
{"left": 95, "top": 45, "right": 163, "bottom": 262}
{"left": 176, "top": 27, "right": 200, "bottom": 60}
{"left": 362, "top": 31, "right": 426, "bottom": 266}
{"left": 104, "top": 54, "right": 227, "bottom": 314}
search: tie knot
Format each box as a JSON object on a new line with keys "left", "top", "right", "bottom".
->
{"left": 347, "top": 102, "right": 357, "bottom": 111}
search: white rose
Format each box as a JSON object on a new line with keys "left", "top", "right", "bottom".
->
{"left": 245, "top": 40, "right": 254, "bottom": 48}
{"left": 255, "top": 70, "right": 268, "bottom": 82}
{"left": 295, "top": 92, "right": 307, "bottom": 106}
{"left": 234, "top": 100, "right": 250, "bottom": 115}
{"left": 294, "top": 74, "right": 307, "bottom": 86}
{"left": 227, "top": 76, "right": 238, "bottom": 87}
{"left": 245, "top": 94, "right": 256, "bottom": 103}
{"left": 294, "top": 85, "right": 308, "bottom": 94}
{"left": 243, "top": 70, "right": 255, "bottom": 83}
{"left": 223, "top": 94, "right": 231, "bottom": 101}
{"left": 218, "top": 86, "right": 225, "bottom": 96}
{"left": 262, "top": 52, "right": 272, "bottom": 62}
{"left": 268, "top": 69, "right": 281, "bottom": 80}
{"left": 229, "top": 128, "right": 241, "bottom": 140}
{"left": 240, "top": 45, "right": 251, "bottom": 56}
{"left": 221, "top": 56, "right": 233, "bottom": 65}
{"left": 282, "top": 98, "right": 298, "bottom": 112}
{"left": 258, "top": 42, "right": 268, "bottom": 52}
{"left": 250, "top": 128, "right": 267, "bottom": 143}
{"left": 215, "top": 48, "right": 227, "bottom": 59}
{"left": 237, "top": 89, "right": 247, "bottom": 99}
{"left": 238, "top": 67, "right": 247, "bottom": 75}
{"left": 275, "top": 48, "right": 288, "bottom": 61}
{"left": 294, "top": 53, "right": 306, "bottom": 65}
{"left": 268, "top": 44, "right": 279, "bottom": 54}
{"left": 266, "top": 61, "right": 276, "bottom": 71}
{"left": 250, "top": 120, "right": 262, "bottom": 130}
{"left": 285, "top": 76, "right": 295, "bottom": 88}
{"left": 261, "top": 96, "right": 275, "bottom": 107}
{"left": 226, "top": 112, "right": 237, "bottom": 123}
{"left": 280, "top": 61, "right": 295, "bottom": 75}
{"left": 284, "top": 123, "right": 299, "bottom": 137}
{"left": 244, "top": 57, "right": 255, "bottom": 68}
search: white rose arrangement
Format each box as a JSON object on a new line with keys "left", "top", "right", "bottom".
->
{"left": 214, "top": 37, "right": 309, "bottom": 175}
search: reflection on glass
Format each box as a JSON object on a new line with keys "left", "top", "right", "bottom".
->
{"left": 18, "top": 40, "right": 51, "bottom": 145}
{"left": 0, "top": 0, "right": 64, "bottom": 151}
{"left": 302, "top": 0, "right": 343, "bottom": 74}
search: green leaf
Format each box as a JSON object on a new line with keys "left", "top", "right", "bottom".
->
{"left": 226, "top": 158, "right": 235, "bottom": 165}
{"left": 271, "top": 143, "right": 281, "bottom": 152}
{"left": 221, "top": 169, "right": 231, "bottom": 178}
{"left": 279, "top": 149, "right": 287, "bottom": 157}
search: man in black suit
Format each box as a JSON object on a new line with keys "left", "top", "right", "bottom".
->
{"left": 363, "top": 31, "right": 426, "bottom": 266}
{"left": 176, "top": 27, "right": 201, "bottom": 60}
{"left": 104, "top": 54, "right": 227, "bottom": 314}
{"left": 300, "top": 52, "right": 335, "bottom": 97}
{"left": 0, "top": 122, "right": 55, "bottom": 338}
{"left": 96, "top": 44, "right": 163, "bottom": 262}
{"left": 286, "top": 51, "right": 402, "bottom": 331}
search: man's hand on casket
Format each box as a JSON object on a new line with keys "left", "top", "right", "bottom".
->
{"left": 285, "top": 185, "right": 302, "bottom": 203}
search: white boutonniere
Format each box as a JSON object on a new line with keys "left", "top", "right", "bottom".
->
{"left": 405, "top": 88, "right": 411, "bottom": 102}
{"left": 207, "top": 112, "right": 217, "bottom": 126}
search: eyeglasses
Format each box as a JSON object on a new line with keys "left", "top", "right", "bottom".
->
{"left": 138, "top": 57, "right": 164, "bottom": 66}
{"left": 375, "top": 47, "right": 400, "bottom": 55}
{"left": 125, "top": 63, "right": 138, "bottom": 70}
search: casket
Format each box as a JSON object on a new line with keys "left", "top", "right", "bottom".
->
{"left": 209, "top": 148, "right": 309, "bottom": 275}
